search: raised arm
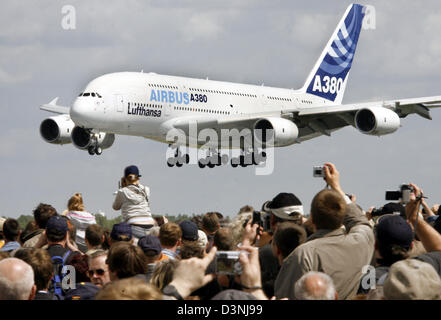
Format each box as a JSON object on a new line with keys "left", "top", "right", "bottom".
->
{"left": 406, "top": 184, "right": 441, "bottom": 252}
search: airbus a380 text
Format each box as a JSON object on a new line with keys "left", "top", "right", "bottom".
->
{"left": 40, "top": 4, "right": 441, "bottom": 168}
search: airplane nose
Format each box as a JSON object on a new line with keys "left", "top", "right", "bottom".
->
{"left": 70, "top": 98, "right": 93, "bottom": 127}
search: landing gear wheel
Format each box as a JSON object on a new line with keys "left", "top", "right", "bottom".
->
{"left": 198, "top": 161, "right": 206, "bottom": 169}
{"left": 88, "top": 147, "right": 95, "bottom": 155}
{"left": 176, "top": 162, "right": 183, "bottom": 167}
{"left": 167, "top": 157, "right": 175, "bottom": 167}
{"left": 185, "top": 154, "right": 190, "bottom": 164}
{"left": 207, "top": 162, "right": 215, "bottom": 168}
{"left": 95, "top": 147, "right": 102, "bottom": 155}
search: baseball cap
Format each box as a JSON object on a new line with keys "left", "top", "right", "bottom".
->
{"left": 376, "top": 215, "right": 414, "bottom": 250}
{"left": 110, "top": 222, "right": 133, "bottom": 241}
{"left": 46, "top": 216, "right": 68, "bottom": 235}
{"left": 124, "top": 165, "right": 141, "bottom": 178}
{"left": 384, "top": 259, "right": 441, "bottom": 300}
{"left": 263, "top": 193, "right": 304, "bottom": 221}
{"left": 381, "top": 202, "right": 406, "bottom": 218}
{"left": 138, "top": 235, "right": 162, "bottom": 255}
{"left": 64, "top": 282, "right": 100, "bottom": 300}
{"left": 179, "top": 220, "right": 199, "bottom": 241}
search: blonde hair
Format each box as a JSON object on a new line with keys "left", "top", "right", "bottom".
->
{"left": 150, "top": 259, "right": 179, "bottom": 290}
{"left": 68, "top": 193, "right": 85, "bottom": 212}
{"left": 230, "top": 212, "right": 252, "bottom": 248}
{"left": 95, "top": 277, "right": 163, "bottom": 300}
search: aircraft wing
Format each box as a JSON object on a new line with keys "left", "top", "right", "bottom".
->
{"left": 40, "top": 97, "right": 70, "bottom": 114}
{"left": 288, "top": 95, "right": 441, "bottom": 141}
{"left": 167, "top": 95, "right": 441, "bottom": 143}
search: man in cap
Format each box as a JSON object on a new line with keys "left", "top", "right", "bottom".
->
{"left": 358, "top": 214, "right": 414, "bottom": 294}
{"left": 138, "top": 235, "right": 167, "bottom": 282}
{"left": 179, "top": 220, "right": 199, "bottom": 243}
{"left": 275, "top": 162, "right": 375, "bottom": 300}
{"left": 110, "top": 222, "right": 134, "bottom": 245}
{"left": 256, "top": 192, "right": 306, "bottom": 298}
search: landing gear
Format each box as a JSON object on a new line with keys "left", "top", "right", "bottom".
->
{"left": 166, "top": 147, "right": 190, "bottom": 167}
{"left": 88, "top": 146, "right": 102, "bottom": 156}
{"left": 165, "top": 146, "right": 267, "bottom": 169}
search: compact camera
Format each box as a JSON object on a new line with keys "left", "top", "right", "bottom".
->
{"left": 249, "top": 211, "right": 271, "bottom": 232}
{"left": 215, "top": 251, "right": 248, "bottom": 275}
{"left": 313, "top": 166, "right": 326, "bottom": 178}
{"left": 385, "top": 184, "right": 415, "bottom": 204}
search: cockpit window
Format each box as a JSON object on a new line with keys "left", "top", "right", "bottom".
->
{"left": 96, "top": 93, "right": 102, "bottom": 98}
{"left": 78, "top": 93, "right": 83, "bottom": 97}
{"left": 83, "top": 93, "right": 90, "bottom": 97}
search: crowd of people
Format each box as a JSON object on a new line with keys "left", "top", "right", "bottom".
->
{"left": 1, "top": 163, "right": 441, "bottom": 300}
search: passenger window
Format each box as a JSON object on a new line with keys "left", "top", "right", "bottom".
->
{"left": 91, "top": 93, "right": 96, "bottom": 97}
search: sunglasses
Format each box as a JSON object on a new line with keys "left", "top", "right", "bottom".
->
{"left": 88, "top": 269, "right": 106, "bottom": 277}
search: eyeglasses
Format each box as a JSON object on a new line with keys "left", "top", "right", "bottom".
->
{"left": 88, "top": 269, "right": 106, "bottom": 277}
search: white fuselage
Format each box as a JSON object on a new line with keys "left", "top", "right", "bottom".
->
{"left": 70, "top": 72, "right": 329, "bottom": 146}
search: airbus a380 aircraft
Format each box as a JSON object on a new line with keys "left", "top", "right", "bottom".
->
{"left": 40, "top": 3, "right": 441, "bottom": 168}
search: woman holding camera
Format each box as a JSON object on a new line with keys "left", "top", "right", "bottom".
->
{"left": 113, "top": 165, "right": 156, "bottom": 240}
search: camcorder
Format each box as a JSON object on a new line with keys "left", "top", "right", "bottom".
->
{"left": 313, "top": 166, "right": 326, "bottom": 178}
{"left": 215, "top": 251, "right": 249, "bottom": 275}
{"left": 385, "top": 184, "right": 415, "bottom": 204}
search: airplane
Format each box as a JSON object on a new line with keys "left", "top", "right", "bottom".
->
{"left": 40, "top": 3, "right": 441, "bottom": 168}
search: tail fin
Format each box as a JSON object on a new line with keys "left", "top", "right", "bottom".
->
{"left": 301, "top": 4, "right": 366, "bottom": 105}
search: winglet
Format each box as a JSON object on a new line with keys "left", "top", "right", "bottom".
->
{"left": 49, "top": 97, "right": 59, "bottom": 105}
{"left": 40, "top": 97, "right": 70, "bottom": 115}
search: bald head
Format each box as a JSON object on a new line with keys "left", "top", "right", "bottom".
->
{"left": 0, "top": 258, "right": 35, "bottom": 300}
{"left": 294, "top": 271, "right": 337, "bottom": 300}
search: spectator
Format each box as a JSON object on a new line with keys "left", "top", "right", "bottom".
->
{"left": 14, "top": 248, "right": 61, "bottom": 300}
{"left": 0, "top": 218, "right": 21, "bottom": 253}
{"left": 358, "top": 214, "right": 414, "bottom": 294}
{"left": 41, "top": 216, "right": 81, "bottom": 295}
{"left": 85, "top": 224, "right": 109, "bottom": 256}
{"left": 95, "top": 277, "right": 162, "bottom": 300}
{"left": 159, "top": 222, "right": 182, "bottom": 260}
{"left": 113, "top": 165, "right": 156, "bottom": 240}
{"left": 20, "top": 220, "right": 39, "bottom": 245}
{"left": 70, "top": 253, "right": 90, "bottom": 283}
{"left": 23, "top": 203, "right": 57, "bottom": 248}
{"left": 179, "top": 241, "right": 205, "bottom": 260}
{"left": 110, "top": 222, "right": 134, "bottom": 245}
{"left": 258, "top": 192, "right": 306, "bottom": 298}
{"left": 179, "top": 220, "right": 199, "bottom": 246}
{"left": 294, "top": 271, "right": 338, "bottom": 300}
{"left": 238, "top": 205, "right": 254, "bottom": 216}
{"left": 271, "top": 222, "right": 306, "bottom": 265}
{"left": 274, "top": 163, "right": 375, "bottom": 300}
{"left": 0, "top": 257, "right": 36, "bottom": 300}
{"left": 106, "top": 241, "right": 148, "bottom": 281}
{"left": 150, "top": 258, "right": 179, "bottom": 290}
{"left": 87, "top": 250, "right": 111, "bottom": 288}
{"left": 214, "top": 227, "right": 234, "bottom": 251}
{"left": 65, "top": 193, "right": 97, "bottom": 253}
{"left": 201, "top": 212, "right": 220, "bottom": 252}
{"left": 383, "top": 259, "right": 441, "bottom": 300}
{"left": 138, "top": 235, "right": 167, "bottom": 282}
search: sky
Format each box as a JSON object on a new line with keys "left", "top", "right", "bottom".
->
{"left": 1, "top": 0, "right": 441, "bottom": 219}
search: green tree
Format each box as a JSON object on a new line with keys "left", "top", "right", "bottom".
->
{"left": 17, "top": 215, "right": 34, "bottom": 230}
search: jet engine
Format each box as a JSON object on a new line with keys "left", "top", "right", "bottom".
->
{"left": 355, "top": 107, "right": 400, "bottom": 136}
{"left": 253, "top": 117, "right": 299, "bottom": 147}
{"left": 40, "top": 114, "right": 75, "bottom": 145}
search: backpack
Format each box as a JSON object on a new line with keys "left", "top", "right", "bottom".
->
{"left": 51, "top": 250, "right": 71, "bottom": 296}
